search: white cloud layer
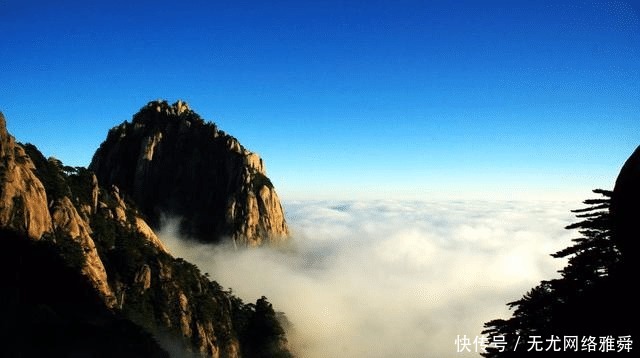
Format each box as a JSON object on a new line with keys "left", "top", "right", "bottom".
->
{"left": 160, "top": 200, "right": 577, "bottom": 357}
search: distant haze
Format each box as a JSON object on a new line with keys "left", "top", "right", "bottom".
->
{"left": 161, "top": 199, "right": 576, "bottom": 357}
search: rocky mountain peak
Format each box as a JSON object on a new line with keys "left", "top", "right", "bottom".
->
{"left": 90, "top": 100, "right": 289, "bottom": 246}
{"left": 0, "top": 113, "right": 293, "bottom": 357}
{"left": 133, "top": 100, "right": 198, "bottom": 126}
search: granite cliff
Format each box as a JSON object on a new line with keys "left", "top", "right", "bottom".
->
{"left": 0, "top": 112, "right": 292, "bottom": 357}
{"left": 90, "top": 100, "right": 289, "bottom": 247}
{"left": 0, "top": 113, "right": 113, "bottom": 304}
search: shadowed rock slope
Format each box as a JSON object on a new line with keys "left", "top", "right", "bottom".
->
{"left": 611, "top": 145, "right": 640, "bottom": 266}
{"left": 90, "top": 100, "right": 289, "bottom": 247}
{"left": 0, "top": 112, "right": 292, "bottom": 357}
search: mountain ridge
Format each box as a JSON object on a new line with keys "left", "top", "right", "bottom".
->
{"left": 0, "top": 110, "right": 293, "bottom": 357}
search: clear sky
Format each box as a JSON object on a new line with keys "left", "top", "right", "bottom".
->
{"left": 1, "top": 0, "right": 638, "bottom": 200}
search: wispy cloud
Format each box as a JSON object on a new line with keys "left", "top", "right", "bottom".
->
{"left": 160, "top": 200, "right": 575, "bottom": 357}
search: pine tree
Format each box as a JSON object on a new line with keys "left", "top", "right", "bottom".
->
{"left": 482, "top": 189, "right": 633, "bottom": 356}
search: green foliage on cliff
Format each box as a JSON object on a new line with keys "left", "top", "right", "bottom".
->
{"left": 16, "top": 128, "right": 294, "bottom": 357}
{"left": 41, "top": 228, "right": 87, "bottom": 270}
{"left": 23, "top": 143, "right": 70, "bottom": 201}
{"left": 482, "top": 189, "right": 633, "bottom": 357}
{"left": 23, "top": 143, "right": 97, "bottom": 209}
{"left": 66, "top": 166, "right": 96, "bottom": 207}
{"left": 231, "top": 295, "right": 294, "bottom": 358}
{"left": 0, "top": 228, "right": 170, "bottom": 358}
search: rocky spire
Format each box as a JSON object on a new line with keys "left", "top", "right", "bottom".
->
{"left": 90, "top": 100, "right": 289, "bottom": 247}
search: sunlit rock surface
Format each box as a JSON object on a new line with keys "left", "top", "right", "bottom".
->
{"left": 90, "top": 100, "right": 289, "bottom": 247}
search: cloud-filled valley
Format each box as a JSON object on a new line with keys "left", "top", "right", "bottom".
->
{"left": 160, "top": 199, "right": 577, "bottom": 357}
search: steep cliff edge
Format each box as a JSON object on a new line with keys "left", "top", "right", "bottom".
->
{"left": 0, "top": 112, "right": 114, "bottom": 305}
{"left": 90, "top": 100, "right": 289, "bottom": 247}
{"left": 0, "top": 228, "right": 171, "bottom": 357}
{"left": 0, "top": 112, "right": 292, "bottom": 357}
{"left": 0, "top": 113, "right": 51, "bottom": 239}
{"left": 610, "top": 145, "right": 640, "bottom": 339}
{"left": 611, "top": 145, "right": 640, "bottom": 264}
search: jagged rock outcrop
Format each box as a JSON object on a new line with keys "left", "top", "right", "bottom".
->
{"left": 50, "top": 196, "right": 116, "bottom": 306}
{"left": 0, "top": 229, "right": 171, "bottom": 358}
{"left": 89, "top": 100, "right": 289, "bottom": 247}
{"left": 0, "top": 112, "right": 293, "bottom": 357}
{"left": 0, "top": 112, "right": 114, "bottom": 305}
{"left": 0, "top": 113, "right": 51, "bottom": 239}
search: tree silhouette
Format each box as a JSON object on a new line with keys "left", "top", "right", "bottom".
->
{"left": 482, "top": 189, "right": 635, "bottom": 356}
{"left": 226, "top": 293, "right": 294, "bottom": 358}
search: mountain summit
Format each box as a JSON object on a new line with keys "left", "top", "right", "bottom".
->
{"left": 90, "top": 100, "right": 289, "bottom": 247}
{"left": 0, "top": 111, "right": 293, "bottom": 357}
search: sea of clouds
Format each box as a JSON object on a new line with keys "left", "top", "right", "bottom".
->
{"left": 160, "top": 199, "right": 579, "bottom": 357}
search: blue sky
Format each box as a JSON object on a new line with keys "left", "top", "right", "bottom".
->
{"left": 1, "top": 0, "right": 638, "bottom": 200}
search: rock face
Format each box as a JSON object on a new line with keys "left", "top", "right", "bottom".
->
{"left": 0, "top": 113, "right": 51, "bottom": 239}
{"left": 90, "top": 100, "right": 289, "bottom": 247}
{"left": 0, "top": 229, "right": 172, "bottom": 358}
{"left": 611, "top": 145, "right": 640, "bottom": 264}
{"left": 0, "top": 112, "right": 114, "bottom": 305}
{"left": 0, "top": 112, "right": 292, "bottom": 357}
